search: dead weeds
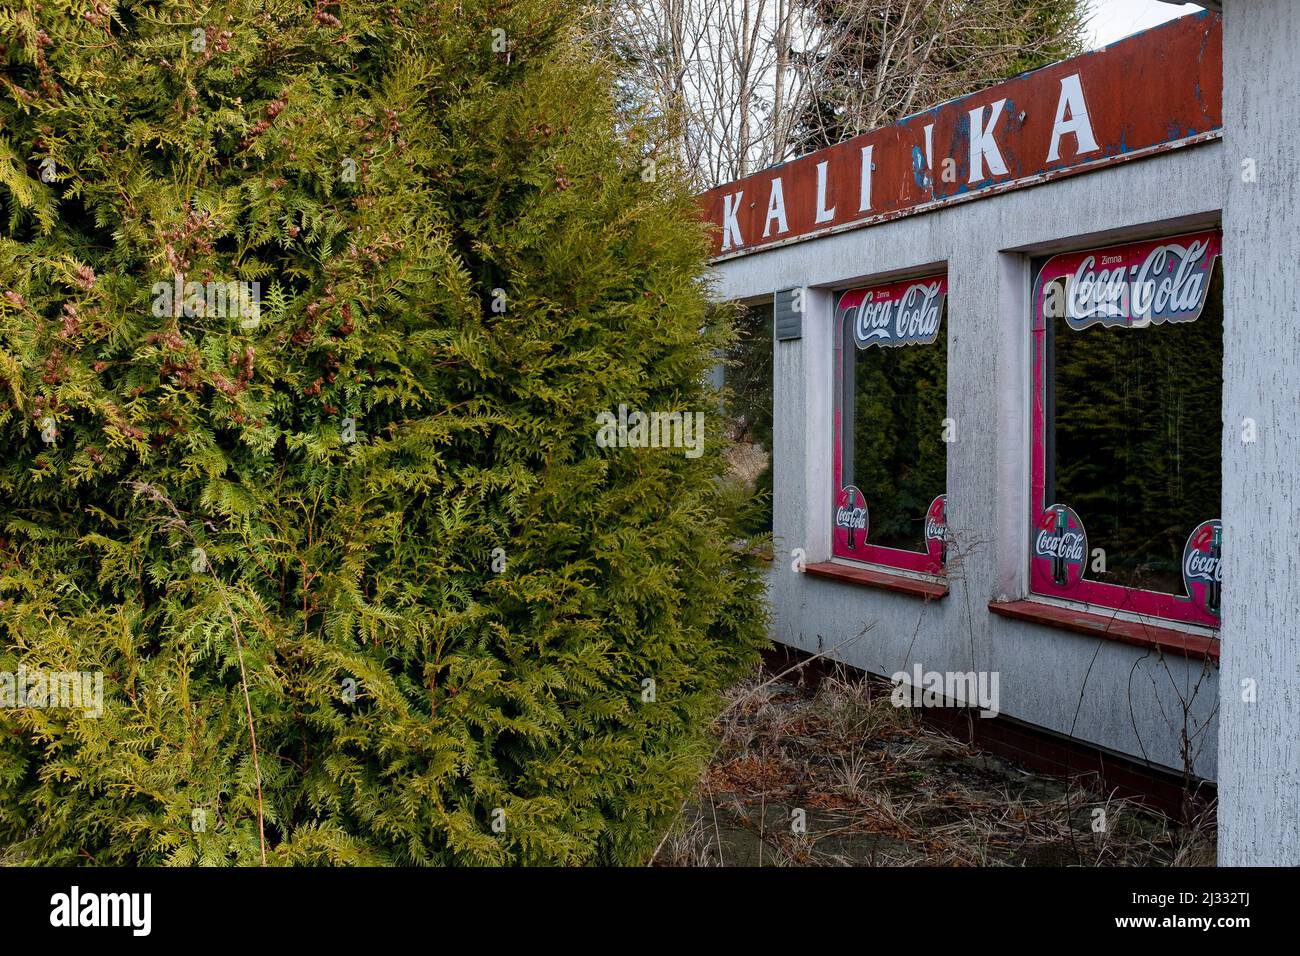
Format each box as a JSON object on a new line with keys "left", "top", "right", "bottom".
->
{"left": 654, "top": 667, "right": 1216, "bottom": 867}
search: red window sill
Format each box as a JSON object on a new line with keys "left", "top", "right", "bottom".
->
{"left": 804, "top": 561, "right": 948, "bottom": 600}
{"left": 988, "top": 599, "right": 1219, "bottom": 662}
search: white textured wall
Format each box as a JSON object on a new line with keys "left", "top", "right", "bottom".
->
{"left": 1219, "top": 0, "right": 1300, "bottom": 866}
{"left": 715, "top": 143, "right": 1225, "bottom": 779}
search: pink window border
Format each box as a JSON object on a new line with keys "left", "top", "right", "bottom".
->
{"left": 1029, "top": 228, "right": 1222, "bottom": 628}
{"left": 832, "top": 274, "right": 947, "bottom": 576}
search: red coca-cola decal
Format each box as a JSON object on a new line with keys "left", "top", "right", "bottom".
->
{"left": 1036, "top": 229, "right": 1220, "bottom": 331}
{"left": 837, "top": 275, "right": 947, "bottom": 349}
{"left": 924, "top": 494, "right": 947, "bottom": 569}
{"left": 1182, "top": 519, "right": 1223, "bottom": 620}
{"left": 1031, "top": 504, "right": 1087, "bottom": 592}
{"left": 834, "top": 485, "right": 869, "bottom": 554}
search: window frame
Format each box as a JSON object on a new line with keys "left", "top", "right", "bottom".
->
{"left": 831, "top": 271, "right": 949, "bottom": 577}
{"left": 1028, "top": 227, "right": 1223, "bottom": 629}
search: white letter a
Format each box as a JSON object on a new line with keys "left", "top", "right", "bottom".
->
{"left": 1046, "top": 74, "right": 1099, "bottom": 163}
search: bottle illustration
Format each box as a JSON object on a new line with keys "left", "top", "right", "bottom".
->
{"left": 1052, "top": 505, "right": 1069, "bottom": 586}
{"left": 939, "top": 498, "right": 948, "bottom": 565}
{"left": 1207, "top": 524, "right": 1222, "bottom": 616}
{"left": 847, "top": 510, "right": 858, "bottom": 550}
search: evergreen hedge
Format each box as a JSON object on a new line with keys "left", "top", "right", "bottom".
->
{"left": 0, "top": 0, "right": 768, "bottom": 865}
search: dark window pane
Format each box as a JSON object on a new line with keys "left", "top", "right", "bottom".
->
{"left": 723, "top": 302, "right": 773, "bottom": 535}
{"left": 1050, "top": 262, "right": 1223, "bottom": 594}
{"left": 841, "top": 303, "right": 947, "bottom": 553}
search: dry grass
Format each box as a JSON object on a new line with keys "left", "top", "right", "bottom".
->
{"left": 654, "top": 668, "right": 1216, "bottom": 867}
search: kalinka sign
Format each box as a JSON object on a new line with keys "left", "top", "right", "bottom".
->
{"left": 837, "top": 276, "right": 947, "bottom": 349}
{"left": 698, "top": 12, "right": 1222, "bottom": 258}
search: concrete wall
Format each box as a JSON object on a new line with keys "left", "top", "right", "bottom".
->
{"left": 712, "top": 143, "right": 1225, "bottom": 778}
{"left": 1218, "top": 0, "right": 1300, "bottom": 866}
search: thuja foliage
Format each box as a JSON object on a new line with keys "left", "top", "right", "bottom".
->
{"left": 0, "top": 0, "right": 768, "bottom": 864}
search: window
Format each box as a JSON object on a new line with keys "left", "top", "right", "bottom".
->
{"left": 722, "top": 301, "right": 773, "bottom": 536}
{"left": 1030, "top": 229, "right": 1223, "bottom": 627}
{"left": 832, "top": 274, "right": 948, "bottom": 574}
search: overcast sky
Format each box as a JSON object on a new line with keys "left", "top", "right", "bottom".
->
{"left": 1086, "top": 0, "right": 1206, "bottom": 49}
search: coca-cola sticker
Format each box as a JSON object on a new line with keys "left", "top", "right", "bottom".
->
{"left": 1031, "top": 504, "right": 1087, "bottom": 592}
{"left": 924, "top": 494, "right": 947, "bottom": 570}
{"left": 834, "top": 485, "right": 869, "bottom": 554}
{"left": 837, "top": 275, "right": 947, "bottom": 349}
{"left": 1182, "top": 519, "right": 1222, "bottom": 620}
{"left": 1036, "top": 229, "right": 1220, "bottom": 332}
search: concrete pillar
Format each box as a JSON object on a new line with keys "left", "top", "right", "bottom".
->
{"left": 1219, "top": 0, "right": 1300, "bottom": 865}
{"left": 769, "top": 286, "right": 833, "bottom": 653}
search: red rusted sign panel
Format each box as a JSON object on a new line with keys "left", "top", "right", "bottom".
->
{"left": 699, "top": 11, "right": 1222, "bottom": 259}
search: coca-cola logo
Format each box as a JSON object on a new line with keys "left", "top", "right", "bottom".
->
{"left": 1183, "top": 549, "right": 1221, "bottom": 584}
{"left": 1031, "top": 504, "right": 1087, "bottom": 592}
{"left": 1034, "top": 529, "right": 1086, "bottom": 562}
{"left": 836, "top": 505, "right": 867, "bottom": 530}
{"left": 1038, "top": 230, "right": 1220, "bottom": 332}
{"left": 838, "top": 276, "right": 947, "bottom": 349}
